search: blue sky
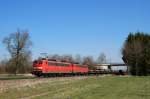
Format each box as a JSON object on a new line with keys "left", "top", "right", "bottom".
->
{"left": 0, "top": 0, "right": 150, "bottom": 62}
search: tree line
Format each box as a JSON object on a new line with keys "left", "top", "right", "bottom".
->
{"left": 39, "top": 53, "right": 107, "bottom": 69}
{"left": 0, "top": 29, "right": 107, "bottom": 74}
{"left": 1, "top": 30, "right": 150, "bottom": 76}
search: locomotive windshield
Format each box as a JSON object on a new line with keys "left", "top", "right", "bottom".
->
{"left": 33, "top": 61, "right": 37, "bottom": 64}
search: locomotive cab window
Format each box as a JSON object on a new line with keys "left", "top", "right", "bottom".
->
{"left": 33, "top": 61, "right": 37, "bottom": 64}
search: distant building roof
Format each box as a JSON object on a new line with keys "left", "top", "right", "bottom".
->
{"left": 96, "top": 64, "right": 110, "bottom": 66}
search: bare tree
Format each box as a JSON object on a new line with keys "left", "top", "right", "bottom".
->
{"left": 0, "top": 59, "right": 8, "bottom": 73}
{"left": 96, "top": 53, "right": 107, "bottom": 64}
{"left": 48, "top": 54, "right": 62, "bottom": 61}
{"left": 83, "top": 56, "right": 95, "bottom": 69}
{"left": 74, "top": 54, "right": 82, "bottom": 64}
{"left": 3, "top": 29, "right": 32, "bottom": 74}
{"left": 62, "top": 55, "right": 74, "bottom": 63}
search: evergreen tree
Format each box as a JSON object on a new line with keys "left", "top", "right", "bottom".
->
{"left": 122, "top": 32, "right": 150, "bottom": 76}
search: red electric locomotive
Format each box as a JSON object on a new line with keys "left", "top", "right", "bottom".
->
{"left": 32, "top": 58, "right": 89, "bottom": 77}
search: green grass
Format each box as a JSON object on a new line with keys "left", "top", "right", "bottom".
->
{"left": 0, "top": 76, "right": 150, "bottom": 99}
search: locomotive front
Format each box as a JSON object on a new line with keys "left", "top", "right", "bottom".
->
{"left": 32, "top": 60, "right": 43, "bottom": 76}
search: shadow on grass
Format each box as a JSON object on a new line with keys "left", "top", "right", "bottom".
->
{"left": 0, "top": 74, "right": 36, "bottom": 80}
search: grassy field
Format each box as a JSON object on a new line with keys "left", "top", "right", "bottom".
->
{"left": 0, "top": 76, "right": 150, "bottom": 99}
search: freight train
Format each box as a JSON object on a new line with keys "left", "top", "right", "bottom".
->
{"left": 32, "top": 58, "right": 126, "bottom": 77}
